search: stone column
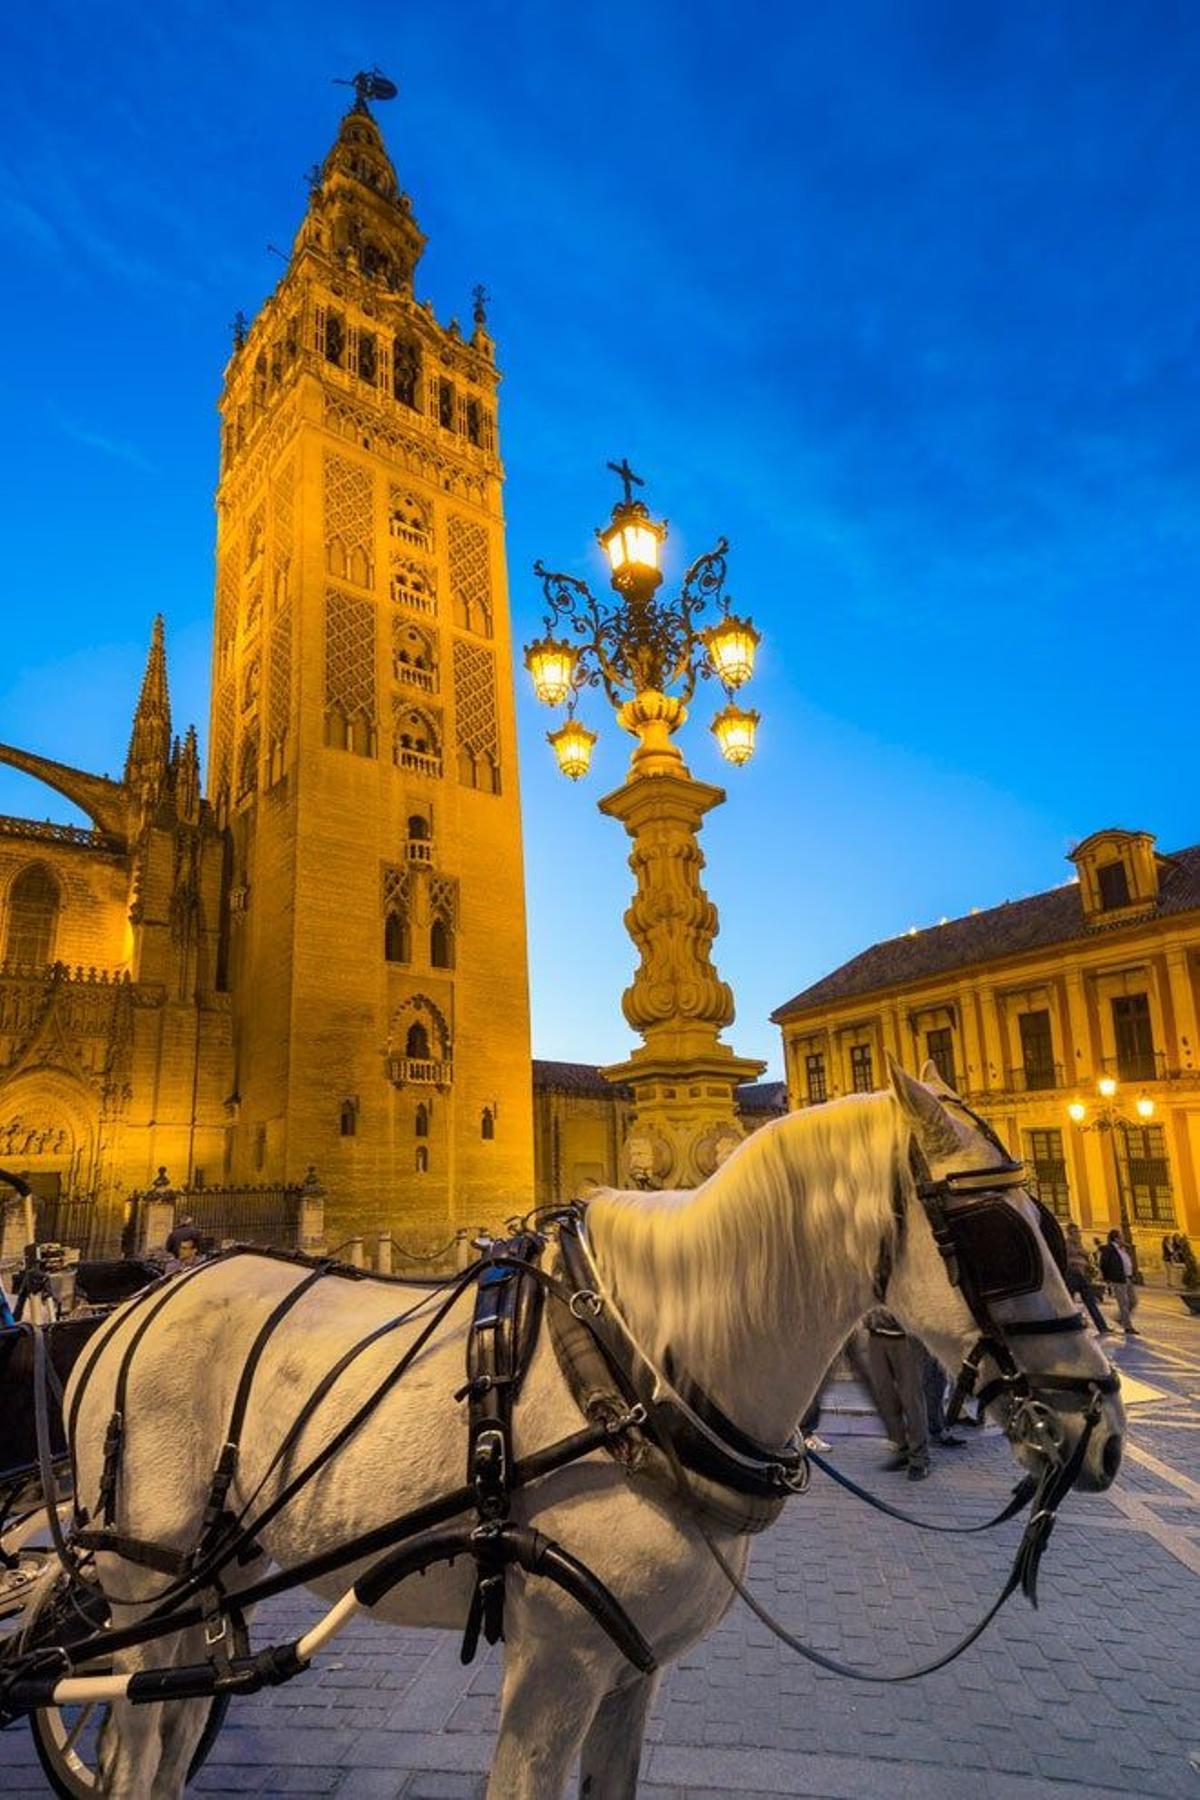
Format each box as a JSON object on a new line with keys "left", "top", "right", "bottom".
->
{"left": 598, "top": 759, "right": 763, "bottom": 1188}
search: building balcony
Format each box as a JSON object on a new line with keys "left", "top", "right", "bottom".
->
{"left": 395, "top": 748, "right": 443, "bottom": 779}
{"left": 387, "top": 1056, "right": 451, "bottom": 1088}
{"left": 1005, "top": 1063, "right": 1064, "bottom": 1093}
{"left": 394, "top": 663, "right": 437, "bottom": 694}
{"left": 1102, "top": 1050, "right": 1166, "bottom": 1083}
{"left": 405, "top": 839, "right": 433, "bottom": 866}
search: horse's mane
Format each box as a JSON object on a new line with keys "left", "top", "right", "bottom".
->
{"left": 585, "top": 1091, "right": 905, "bottom": 1390}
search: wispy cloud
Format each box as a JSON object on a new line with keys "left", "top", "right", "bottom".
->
{"left": 51, "top": 410, "right": 156, "bottom": 474}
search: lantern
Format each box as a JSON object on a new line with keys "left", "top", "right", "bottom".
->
{"left": 1098, "top": 1076, "right": 1117, "bottom": 1099}
{"left": 703, "top": 613, "right": 760, "bottom": 690}
{"left": 597, "top": 503, "right": 665, "bottom": 591}
{"left": 548, "top": 716, "right": 598, "bottom": 780}
{"left": 1067, "top": 1100, "right": 1087, "bottom": 1124}
{"left": 524, "top": 636, "right": 577, "bottom": 708}
{"left": 1135, "top": 1095, "right": 1155, "bottom": 1120}
{"left": 710, "top": 702, "right": 759, "bottom": 767}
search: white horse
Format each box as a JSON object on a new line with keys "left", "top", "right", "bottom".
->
{"left": 65, "top": 1059, "right": 1124, "bottom": 1798}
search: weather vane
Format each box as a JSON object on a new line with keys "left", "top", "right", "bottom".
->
{"left": 472, "top": 283, "right": 490, "bottom": 326}
{"left": 334, "top": 68, "right": 399, "bottom": 109}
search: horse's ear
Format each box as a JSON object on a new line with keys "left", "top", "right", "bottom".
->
{"left": 886, "top": 1052, "right": 961, "bottom": 1159}
{"left": 920, "top": 1058, "right": 963, "bottom": 1102}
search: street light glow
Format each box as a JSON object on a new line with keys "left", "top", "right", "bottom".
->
{"left": 1098, "top": 1075, "right": 1117, "bottom": 1099}
{"left": 1068, "top": 1099, "right": 1087, "bottom": 1123}
{"left": 711, "top": 702, "right": 760, "bottom": 767}
{"left": 525, "top": 636, "right": 577, "bottom": 708}
{"left": 703, "top": 613, "right": 761, "bottom": 690}
{"left": 1136, "top": 1095, "right": 1155, "bottom": 1119}
{"left": 547, "top": 715, "right": 598, "bottom": 780}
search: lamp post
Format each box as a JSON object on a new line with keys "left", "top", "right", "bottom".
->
{"left": 1067, "top": 1076, "right": 1155, "bottom": 1279}
{"left": 525, "top": 461, "right": 765, "bottom": 1188}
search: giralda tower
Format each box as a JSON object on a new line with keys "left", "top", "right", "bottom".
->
{"left": 209, "top": 81, "right": 533, "bottom": 1247}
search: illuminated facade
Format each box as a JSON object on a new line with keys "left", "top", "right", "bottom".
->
{"left": 0, "top": 94, "right": 534, "bottom": 1251}
{"left": 773, "top": 828, "right": 1200, "bottom": 1262}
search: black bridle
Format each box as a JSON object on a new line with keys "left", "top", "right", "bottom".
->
{"left": 904, "top": 1097, "right": 1120, "bottom": 1466}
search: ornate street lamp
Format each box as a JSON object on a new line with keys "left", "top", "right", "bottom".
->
{"left": 524, "top": 460, "right": 766, "bottom": 1188}
{"left": 526, "top": 459, "right": 763, "bottom": 776}
{"left": 1067, "top": 1077, "right": 1156, "bottom": 1278}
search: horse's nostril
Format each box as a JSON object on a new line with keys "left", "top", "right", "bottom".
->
{"left": 1101, "top": 1434, "right": 1122, "bottom": 1483}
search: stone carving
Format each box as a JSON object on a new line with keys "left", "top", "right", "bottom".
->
{"left": 620, "top": 832, "right": 734, "bottom": 1037}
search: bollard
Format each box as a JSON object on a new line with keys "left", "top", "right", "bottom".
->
{"left": 376, "top": 1230, "right": 393, "bottom": 1275}
{"left": 346, "top": 1235, "right": 364, "bottom": 1269}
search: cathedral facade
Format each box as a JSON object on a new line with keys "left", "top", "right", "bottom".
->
{"left": 0, "top": 94, "right": 534, "bottom": 1253}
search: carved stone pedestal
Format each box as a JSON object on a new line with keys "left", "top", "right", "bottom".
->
{"left": 597, "top": 760, "right": 763, "bottom": 1188}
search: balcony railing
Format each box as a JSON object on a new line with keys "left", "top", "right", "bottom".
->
{"left": 395, "top": 748, "right": 443, "bottom": 779}
{"left": 405, "top": 839, "right": 433, "bottom": 866}
{"left": 1005, "top": 1063, "right": 1064, "bottom": 1093}
{"left": 387, "top": 1056, "right": 451, "bottom": 1088}
{"left": 1103, "top": 1050, "right": 1166, "bottom": 1083}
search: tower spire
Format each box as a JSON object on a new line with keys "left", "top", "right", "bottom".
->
{"left": 125, "top": 614, "right": 172, "bottom": 789}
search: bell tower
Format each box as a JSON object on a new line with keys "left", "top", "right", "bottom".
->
{"left": 210, "top": 79, "right": 533, "bottom": 1246}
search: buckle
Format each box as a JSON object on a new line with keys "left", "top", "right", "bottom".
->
{"left": 569, "top": 1288, "right": 603, "bottom": 1320}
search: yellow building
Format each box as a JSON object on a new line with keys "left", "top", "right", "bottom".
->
{"left": 772, "top": 828, "right": 1200, "bottom": 1264}
{"left": 0, "top": 91, "right": 534, "bottom": 1254}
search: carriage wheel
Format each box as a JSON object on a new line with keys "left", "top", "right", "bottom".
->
{"left": 30, "top": 1691, "right": 230, "bottom": 1798}
{"left": 25, "top": 1567, "right": 238, "bottom": 1797}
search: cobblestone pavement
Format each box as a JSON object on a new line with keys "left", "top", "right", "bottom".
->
{"left": 3, "top": 1291, "right": 1198, "bottom": 1797}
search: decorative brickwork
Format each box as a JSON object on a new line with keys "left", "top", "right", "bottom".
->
{"left": 216, "top": 542, "right": 239, "bottom": 678}
{"left": 213, "top": 678, "right": 236, "bottom": 805}
{"left": 447, "top": 515, "right": 493, "bottom": 636}
{"left": 324, "top": 452, "right": 375, "bottom": 587}
{"left": 271, "top": 460, "right": 294, "bottom": 614}
{"left": 324, "top": 588, "right": 377, "bottom": 755}
{"left": 267, "top": 599, "right": 292, "bottom": 782}
{"left": 452, "top": 639, "right": 501, "bottom": 794}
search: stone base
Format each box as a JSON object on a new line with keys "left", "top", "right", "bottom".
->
{"left": 601, "top": 1044, "right": 766, "bottom": 1188}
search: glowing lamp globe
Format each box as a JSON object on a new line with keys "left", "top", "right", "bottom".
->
{"left": 547, "top": 716, "right": 598, "bottom": 781}
{"left": 524, "top": 636, "right": 577, "bottom": 708}
{"left": 711, "top": 702, "right": 760, "bottom": 767}
{"left": 1097, "top": 1076, "right": 1117, "bottom": 1099}
{"left": 703, "top": 613, "right": 761, "bottom": 690}
{"left": 1135, "top": 1095, "right": 1155, "bottom": 1120}
{"left": 598, "top": 505, "right": 665, "bottom": 590}
{"left": 1067, "top": 1100, "right": 1087, "bottom": 1124}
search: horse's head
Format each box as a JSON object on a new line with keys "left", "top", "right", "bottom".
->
{"left": 884, "top": 1054, "right": 1125, "bottom": 1493}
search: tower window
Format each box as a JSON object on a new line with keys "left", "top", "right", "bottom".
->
{"left": 393, "top": 337, "right": 421, "bottom": 409}
{"left": 324, "top": 312, "right": 345, "bottom": 368}
{"left": 481, "top": 1107, "right": 495, "bottom": 1141}
{"left": 437, "top": 378, "right": 455, "bottom": 430}
{"left": 415, "top": 1145, "right": 429, "bottom": 1174}
{"left": 384, "top": 910, "right": 411, "bottom": 963}
{"left": 406, "top": 1022, "right": 430, "bottom": 1060}
{"left": 357, "top": 331, "right": 378, "bottom": 386}
{"left": 5, "top": 866, "right": 60, "bottom": 969}
{"left": 466, "top": 399, "right": 482, "bottom": 446}
{"left": 415, "top": 1101, "right": 430, "bottom": 1138}
{"left": 339, "top": 1099, "right": 358, "bottom": 1138}
{"left": 430, "top": 917, "right": 454, "bottom": 970}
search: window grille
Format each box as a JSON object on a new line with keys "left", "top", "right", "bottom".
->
{"left": 447, "top": 516, "right": 493, "bottom": 637}
{"left": 805, "top": 1052, "right": 826, "bottom": 1105}
{"left": 925, "top": 1027, "right": 957, "bottom": 1092}
{"left": 1119, "top": 1124, "right": 1175, "bottom": 1226}
{"left": 1025, "top": 1128, "right": 1071, "bottom": 1220}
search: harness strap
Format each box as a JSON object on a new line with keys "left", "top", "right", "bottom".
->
{"left": 194, "top": 1264, "right": 331, "bottom": 1560}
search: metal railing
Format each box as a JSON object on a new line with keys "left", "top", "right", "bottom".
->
{"left": 1103, "top": 1050, "right": 1166, "bottom": 1083}
{"left": 387, "top": 1056, "right": 452, "bottom": 1087}
{"left": 1005, "top": 1062, "right": 1064, "bottom": 1093}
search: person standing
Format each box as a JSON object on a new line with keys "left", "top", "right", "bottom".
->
{"left": 1065, "top": 1222, "right": 1110, "bottom": 1333}
{"left": 1099, "top": 1229, "right": 1138, "bottom": 1335}
{"left": 862, "top": 1310, "right": 931, "bottom": 1480}
{"left": 920, "top": 1347, "right": 966, "bottom": 1447}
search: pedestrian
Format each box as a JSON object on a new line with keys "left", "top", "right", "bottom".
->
{"left": 163, "top": 1228, "right": 204, "bottom": 1276}
{"left": 861, "top": 1310, "right": 931, "bottom": 1480}
{"left": 165, "top": 1214, "right": 200, "bottom": 1257}
{"left": 1065, "top": 1222, "right": 1110, "bottom": 1334}
{"left": 921, "top": 1347, "right": 966, "bottom": 1447}
{"left": 1099, "top": 1229, "right": 1139, "bottom": 1335}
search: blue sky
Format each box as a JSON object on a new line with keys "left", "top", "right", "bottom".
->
{"left": 0, "top": 1, "right": 1197, "bottom": 1078}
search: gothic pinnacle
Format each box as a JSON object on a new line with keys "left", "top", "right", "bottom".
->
{"left": 125, "top": 613, "right": 172, "bottom": 786}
